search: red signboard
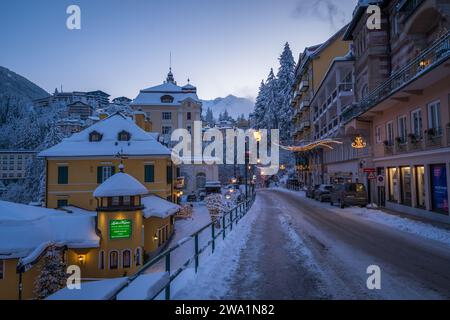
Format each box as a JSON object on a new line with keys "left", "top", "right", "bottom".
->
{"left": 363, "top": 168, "right": 376, "bottom": 173}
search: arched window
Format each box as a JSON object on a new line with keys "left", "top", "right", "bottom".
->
{"left": 118, "top": 130, "right": 131, "bottom": 141}
{"left": 196, "top": 173, "right": 206, "bottom": 190}
{"left": 109, "top": 250, "right": 119, "bottom": 269}
{"left": 135, "top": 248, "right": 141, "bottom": 266}
{"left": 98, "top": 250, "right": 105, "bottom": 270}
{"left": 89, "top": 131, "right": 103, "bottom": 142}
{"left": 122, "top": 250, "right": 131, "bottom": 268}
{"left": 161, "top": 95, "right": 174, "bottom": 103}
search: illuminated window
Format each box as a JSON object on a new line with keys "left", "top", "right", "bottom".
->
{"left": 400, "top": 167, "right": 412, "bottom": 206}
{"left": 415, "top": 166, "right": 425, "bottom": 208}
{"left": 388, "top": 167, "right": 399, "bottom": 202}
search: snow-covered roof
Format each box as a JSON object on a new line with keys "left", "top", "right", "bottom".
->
{"left": 0, "top": 201, "right": 100, "bottom": 261}
{"left": 93, "top": 172, "right": 148, "bottom": 198}
{"left": 38, "top": 113, "right": 171, "bottom": 158}
{"left": 47, "top": 277, "right": 128, "bottom": 300}
{"left": 142, "top": 195, "right": 180, "bottom": 219}
{"left": 131, "top": 81, "right": 201, "bottom": 107}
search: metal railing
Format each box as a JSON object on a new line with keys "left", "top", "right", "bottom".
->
{"left": 110, "top": 193, "right": 256, "bottom": 300}
{"left": 343, "top": 32, "right": 450, "bottom": 123}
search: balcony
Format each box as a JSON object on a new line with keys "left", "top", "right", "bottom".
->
{"left": 299, "top": 100, "right": 310, "bottom": 112}
{"left": 382, "top": 129, "right": 445, "bottom": 156}
{"left": 299, "top": 80, "right": 309, "bottom": 93}
{"left": 343, "top": 32, "right": 450, "bottom": 123}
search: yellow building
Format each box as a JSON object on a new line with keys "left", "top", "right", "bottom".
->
{"left": 0, "top": 170, "right": 179, "bottom": 300}
{"left": 291, "top": 25, "right": 350, "bottom": 186}
{"left": 39, "top": 113, "right": 176, "bottom": 211}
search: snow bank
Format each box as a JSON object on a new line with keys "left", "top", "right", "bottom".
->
{"left": 117, "top": 272, "right": 169, "bottom": 300}
{"left": 142, "top": 195, "right": 180, "bottom": 219}
{"left": 47, "top": 278, "right": 128, "bottom": 300}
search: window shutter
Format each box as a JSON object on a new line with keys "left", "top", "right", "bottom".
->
{"left": 166, "top": 165, "right": 173, "bottom": 184}
{"left": 97, "top": 167, "right": 103, "bottom": 184}
{"left": 145, "top": 165, "right": 155, "bottom": 183}
{"left": 111, "top": 166, "right": 116, "bottom": 175}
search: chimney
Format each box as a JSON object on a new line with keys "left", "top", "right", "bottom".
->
{"left": 134, "top": 111, "right": 146, "bottom": 131}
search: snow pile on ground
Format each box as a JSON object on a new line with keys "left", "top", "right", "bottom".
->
{"left": 276, "top": 187, "right": 450, "bottom": 247}
{"left": 172, "top": 198, "right": 261, "bottom": 299}
{"left": 337, "top": 206, "right": 450, "bottom": 246}
{"left": 142, "top": 195, "right": 180, "bottom": 219}
{"left": 47, "top": 278, "right": 128, "bottom": 300}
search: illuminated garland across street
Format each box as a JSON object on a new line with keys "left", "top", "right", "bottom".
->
{"left": 278, "top": 139, "right": 343, "bottom": 152}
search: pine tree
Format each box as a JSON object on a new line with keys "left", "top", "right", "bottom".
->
{"left": 205, "top": 107, "right": 215, "bottom": 127}
{"left": 263, "top": 68, "right": 278, "bottom": 130}
{"left": 275, "top": 42, "right": 296, "bottom": 144}
{"left": 34, "top": 246, "right": 67, "bottom": 300}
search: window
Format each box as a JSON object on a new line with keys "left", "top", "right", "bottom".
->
{"left": 187, "top": 112, "right": 192, "bottom": 120}
{"left": 0, "top": 260, "right": 4, "bottom": 280}
{"left": 415, "top": 166, "right": 425, "bottom": 208}
{"left": 388, "top": 167, "right": 399, "bottom": 202}
{"left": 167, "top": 165, "right": 173, "bottom": 184}
{"left": 386, "top": 121, "right": 394, "bottom": 145}
{"left": 118, "top": 130, "right": 131, "bottom": 141}
{"left": 162, "top": 112, "right": 172, "bottom": 120}
{"left": 57, "top": 199, "right": 68, "bottom": 208}
{"left": 109, "top": 251, "right": 119, "bottom": 269}
{"left": 375, "top": 126, "right": 382, "bottom": 144}
{"left": 411, "top": 109, "right": 423, "bottom": 139}
{"left": 122, "top": 250, "right": 131, "bottom": 268}
{"left": 161, "top": 95, "right": 174, "bottom": 103}
{"left": 428, "top": 101, "right": 441, "bottom": 133}
{"left": 144, "top": 165, "right": 155, "bottom": 183}
{"left": 89, "top": 131, "right": 103, "bottom": 142}
{"left": 187, "top": 126, "right": 192, "bottom": 134}
{"left": 400, "top": 167, "right": 412, "bottom": 206}
{"left": 157, "top": 225, "right": 170, "bottom": 247}
{"left": 97, "top": 166, "right": 115, "bottom": 183}
{"left": 123, "top": 196, "right": 131, "bottom": 206}
{"left": 135, "top": 248, "right": 141, "bottom": 266}
{"left": 397, "top": 115, "right": 407, "bottom": 143}
{"left": 112, "top": 197, "right": 120, "bottom": 206}
{"left": 162, "top": 126, "right": 172, "bottom": 135}
{"left": 98, "top": 251, "right": 105, "bottom": 270}
{"left": 58, "top": 166, "right": 68, "bottom": 184}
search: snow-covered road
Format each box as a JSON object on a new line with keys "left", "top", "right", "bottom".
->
{"left": 177, "top": 188, "right": 450, "bottom": 300}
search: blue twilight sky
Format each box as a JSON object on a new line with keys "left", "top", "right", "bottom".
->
{"left": 0, "top": 0, "right": 356, "bottom": 101}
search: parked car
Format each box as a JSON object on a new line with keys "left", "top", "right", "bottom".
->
{"left": 306, "top": 185, "right": 320, "bottom": 198}
{"left": 314, "top": 184, "right": 333, "bottom": 202}
{"left": 330, "top": 183, "right": 368, "bottom": 208}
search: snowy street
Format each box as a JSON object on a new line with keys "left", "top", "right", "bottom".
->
{"left": 177, "top": 189, "right": 450, "bottom": 300}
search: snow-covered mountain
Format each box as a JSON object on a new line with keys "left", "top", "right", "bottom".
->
{"left": 0, "top": 66, "right": 49, "bottom": 101}
{"left": 202, "top": 95, "right": 254, "bottom": 119}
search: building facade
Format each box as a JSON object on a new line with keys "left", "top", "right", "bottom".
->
{"left": 0, "top": 150, "right": 36, "bottom": 183}
{"left": 39, "top": 113, "right": 176, "bottom": 211}
{"left": 291, "top": 26, "right": 350, "bottom": 186}
{"left": 342, "top": 0, "right": 450, "bottom": 220}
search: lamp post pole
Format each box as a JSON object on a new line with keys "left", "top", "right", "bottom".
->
{"left": 245, "top": 140, "right": 249, "bottom": 202}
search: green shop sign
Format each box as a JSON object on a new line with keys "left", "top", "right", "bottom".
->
{"left": 109, "top": 219, "right": 132, "bottom": 239}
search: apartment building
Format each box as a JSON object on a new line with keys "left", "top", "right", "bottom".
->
{"left": 342, "top": 0, "right": 450, "bottom": 220}
{"left": 291, "top": 26, "right": 350, "bottom": 186}
{"left": 0, "top": 150, "right": 36, "bottom": 183}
